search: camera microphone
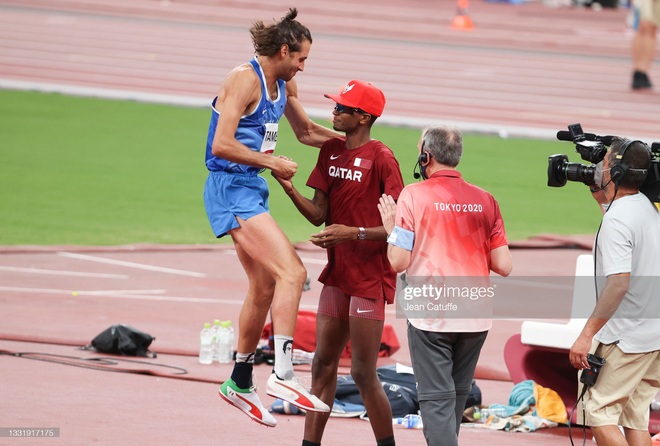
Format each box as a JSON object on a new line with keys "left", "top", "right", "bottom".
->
{"left": 556, "top": 130, "right": 599, "bottom": 142}
{"left": 556, "top": 131, "right": 618, "bottom": 146}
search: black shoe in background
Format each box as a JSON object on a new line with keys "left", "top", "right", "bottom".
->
{"left": 632, "top": 70, "right": 653, "bottom": 90}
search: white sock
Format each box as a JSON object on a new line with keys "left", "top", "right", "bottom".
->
{"left": 273, "top": 335, "right": 294, "bottom": 380}
{"left": 235, "top": 352, "right": 255, "bottom": 364}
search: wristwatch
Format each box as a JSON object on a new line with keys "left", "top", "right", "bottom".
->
{"left": 357, "top": 227, "right": 367, "bottom": 240}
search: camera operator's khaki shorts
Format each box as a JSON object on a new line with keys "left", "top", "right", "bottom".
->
{"left": 583, "top": 342, "right": 660, "bottom": 430}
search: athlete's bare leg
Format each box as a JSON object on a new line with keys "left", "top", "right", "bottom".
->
{"left": 232, "top": 240, "right": 275, "bottom": 353}
{"left": 349, "top": 316, "right": 394, "bottom": 441}
{"left": 229, "top": 212, "right": 307, "bottom": 353}
{"left": 222, "top": 213, "right": 327, "bottom": 417}
{"left": 303, "top": 313, "right": 350, "bottom": 442}
{"left": 632, "top": 21, "right": 657, "bottom": 74}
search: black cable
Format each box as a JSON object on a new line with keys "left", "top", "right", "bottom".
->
{"left": 574, "top": 184, "right": 622, "bottom": 446}
{"left": 592, "top": 184, "right": 618, "bottom": 303}
{"left": 593, "top": 219, "right": 603, "bottom": 303}
{"left": 0, "top": 350, "right": 189, "bottom": 376}
{"left": 568, "top": 383, "right": 590, "bottom": 446}
{"left": 572, "top": 185, "right": 617, "bottom": 446}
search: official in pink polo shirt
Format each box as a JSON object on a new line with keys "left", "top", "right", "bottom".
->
{"left": 378, "top": 125, "right": 512, "bottom": 446}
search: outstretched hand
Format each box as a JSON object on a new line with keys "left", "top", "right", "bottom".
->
{"left": 378, "top": 194, "right": 397, "bottom": 234}
{"left": 310, "top": 224, "right": 354, "bottom": 249}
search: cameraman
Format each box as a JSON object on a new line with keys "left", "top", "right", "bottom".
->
{"left": 569, "top": 138, "right": 660, "bottom": 446}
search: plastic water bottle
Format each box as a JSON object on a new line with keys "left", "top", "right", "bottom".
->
{"left": 199, "top": 322, "right": 213, "bottom": 365}
{"left": 393, "top": 414, "right": 423, "bottom": 429}
{"left": 291, "top": 349, "right": 315, "bottom": 365}
{"left": 474, "top": 407, "right": 507, "bottom": 422}
{"left": 488, "top": 407, "right": 507, "bottom": 418}
{"left": 211, "top": 319, "right": 222, "bottom": 362}
{"left": 651, "top": 394, "right": 660, "bottom": 411}
{"left": 217, "top": 320, "right": 235, "bottom": 364}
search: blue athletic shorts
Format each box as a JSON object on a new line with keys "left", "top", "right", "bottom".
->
{"left": 203, "top": 170, "right": 270, "bottom": 238}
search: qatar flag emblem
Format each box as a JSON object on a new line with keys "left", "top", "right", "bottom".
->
{"left": 353, "top": 157, "right": 372, "bottom": 169}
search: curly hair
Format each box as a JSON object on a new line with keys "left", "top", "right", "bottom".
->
{"left": 249, "top": 8, "right": 312, "bottom": 56}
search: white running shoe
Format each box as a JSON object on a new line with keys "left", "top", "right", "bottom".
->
{"left": 266, "top": 373, "right": 330, "bottom": 413}
{"left": 219, "top": 378, "right": 277, "bottom": 427}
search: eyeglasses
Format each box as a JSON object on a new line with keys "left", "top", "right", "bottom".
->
{"left": 333, "top": 104, "right": 366, "bottom": 115}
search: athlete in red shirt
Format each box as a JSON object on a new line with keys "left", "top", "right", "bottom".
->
{"left": 273, "top": 80, "right": 404, "bottom": 446}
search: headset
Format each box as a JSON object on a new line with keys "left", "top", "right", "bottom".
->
{"left": 412, "top": 141, "right": 431, "bottom": 180}
{"left": 609, "top": 139, "right": 638, "bottom": 187}
{"left": 610, "top": 139, "right": 651, "bottom": 188}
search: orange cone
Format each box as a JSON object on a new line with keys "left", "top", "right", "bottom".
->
{"left": 451, "top": 0, "right": 474, "bottom": 30}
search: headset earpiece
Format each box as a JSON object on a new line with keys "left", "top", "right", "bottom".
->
{"left": 413, "top": 141, "right": 430, "bottom": 180}
{"left": 609, "top": 164, "right": 626, "bottom": 185}
{"left": 610, "top": 139, "right": 637, "bottom": 186}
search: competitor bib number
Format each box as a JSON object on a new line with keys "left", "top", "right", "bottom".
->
{"left": 260, "top": 123, "right": 278, "bottom": 154}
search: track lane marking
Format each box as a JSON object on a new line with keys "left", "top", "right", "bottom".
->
{"left": 223, "top": 249, "right": 327, "bottom": 266}
{"left": 58, "top": 252, "right": 206, "bottom": 277}
{"left": 0, "top": 286, "right": 321, "bottom": 309}
{"left": 0, "top": 265, "right": 128, "bottom": 279}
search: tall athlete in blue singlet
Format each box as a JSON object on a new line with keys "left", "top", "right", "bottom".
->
{"left": 208, "top": 9, "right": 338, "bottom": 428}
{"left": 204, "top": 57, "right": 288, "bottom": 236}
{"left": 205, "top": 57, "right": 286, "bottom": 177}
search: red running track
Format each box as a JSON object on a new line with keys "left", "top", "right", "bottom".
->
{"left": 0, "top": 0, "right": 658, "bottom": 140}
{"left": 0, "top": 241, "right": 598, "bottom": 445}
{"left": 1, "top": 0, "right": 659, "bottom": 444}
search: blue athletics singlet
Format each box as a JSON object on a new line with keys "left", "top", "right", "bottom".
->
{"left": 204, "top": 57, "right": 287, "bottom": 175}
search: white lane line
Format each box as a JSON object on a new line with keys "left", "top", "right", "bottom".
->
{"left": 85, "top": 293, "right": 321, "bottom": 308}
{"left": 82, "top": 293, "right": 321, "bottom": 308}
{"left": 0, "top": 265, "right": 128, "bottom": 279}
{"left": 84, "top": 289, "right": 165, "bottom": 296}
{"left": 58, "top": 252, "right": 207, "bottom": 277}
{"left": 223, "top": 249, "right": 327, "bottom": 266}
{"left": 0, "top": 286, "right": 165, "bottom": 295}
{"left": 0, "top": 286, "right": 319, "bottom": 309}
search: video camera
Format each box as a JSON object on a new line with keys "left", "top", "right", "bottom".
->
{"left": 579, "top": 353, "right": 606, "bottom": 387}
{"left": 547, "top": 123, "right": 660, "bottom": 204}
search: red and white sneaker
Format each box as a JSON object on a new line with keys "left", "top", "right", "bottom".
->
{"left": 266, "top": 373, "right": 330, "bottom": 413}
{"left": 219, "top": 378, "right": 277, "bottom": 427}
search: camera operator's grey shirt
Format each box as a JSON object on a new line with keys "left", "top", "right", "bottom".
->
{"left": 594, "top": 193, "right": 660, "bottom": 353}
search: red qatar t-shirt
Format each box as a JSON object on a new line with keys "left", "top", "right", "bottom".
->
{"left": 307, "top": 137, "right": 404, "bottom": 303}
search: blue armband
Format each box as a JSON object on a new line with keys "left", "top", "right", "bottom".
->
{"left": 387, "top": 225, "right": 414, "bottom": 251}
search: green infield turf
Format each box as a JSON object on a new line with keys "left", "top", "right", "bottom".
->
{"left": 0, "top": 89, "right": 600, "bottom": 246}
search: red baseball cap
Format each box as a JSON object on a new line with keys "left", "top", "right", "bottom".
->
{"left": 324, "top": 80, "right": 386, "bottom": 117}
